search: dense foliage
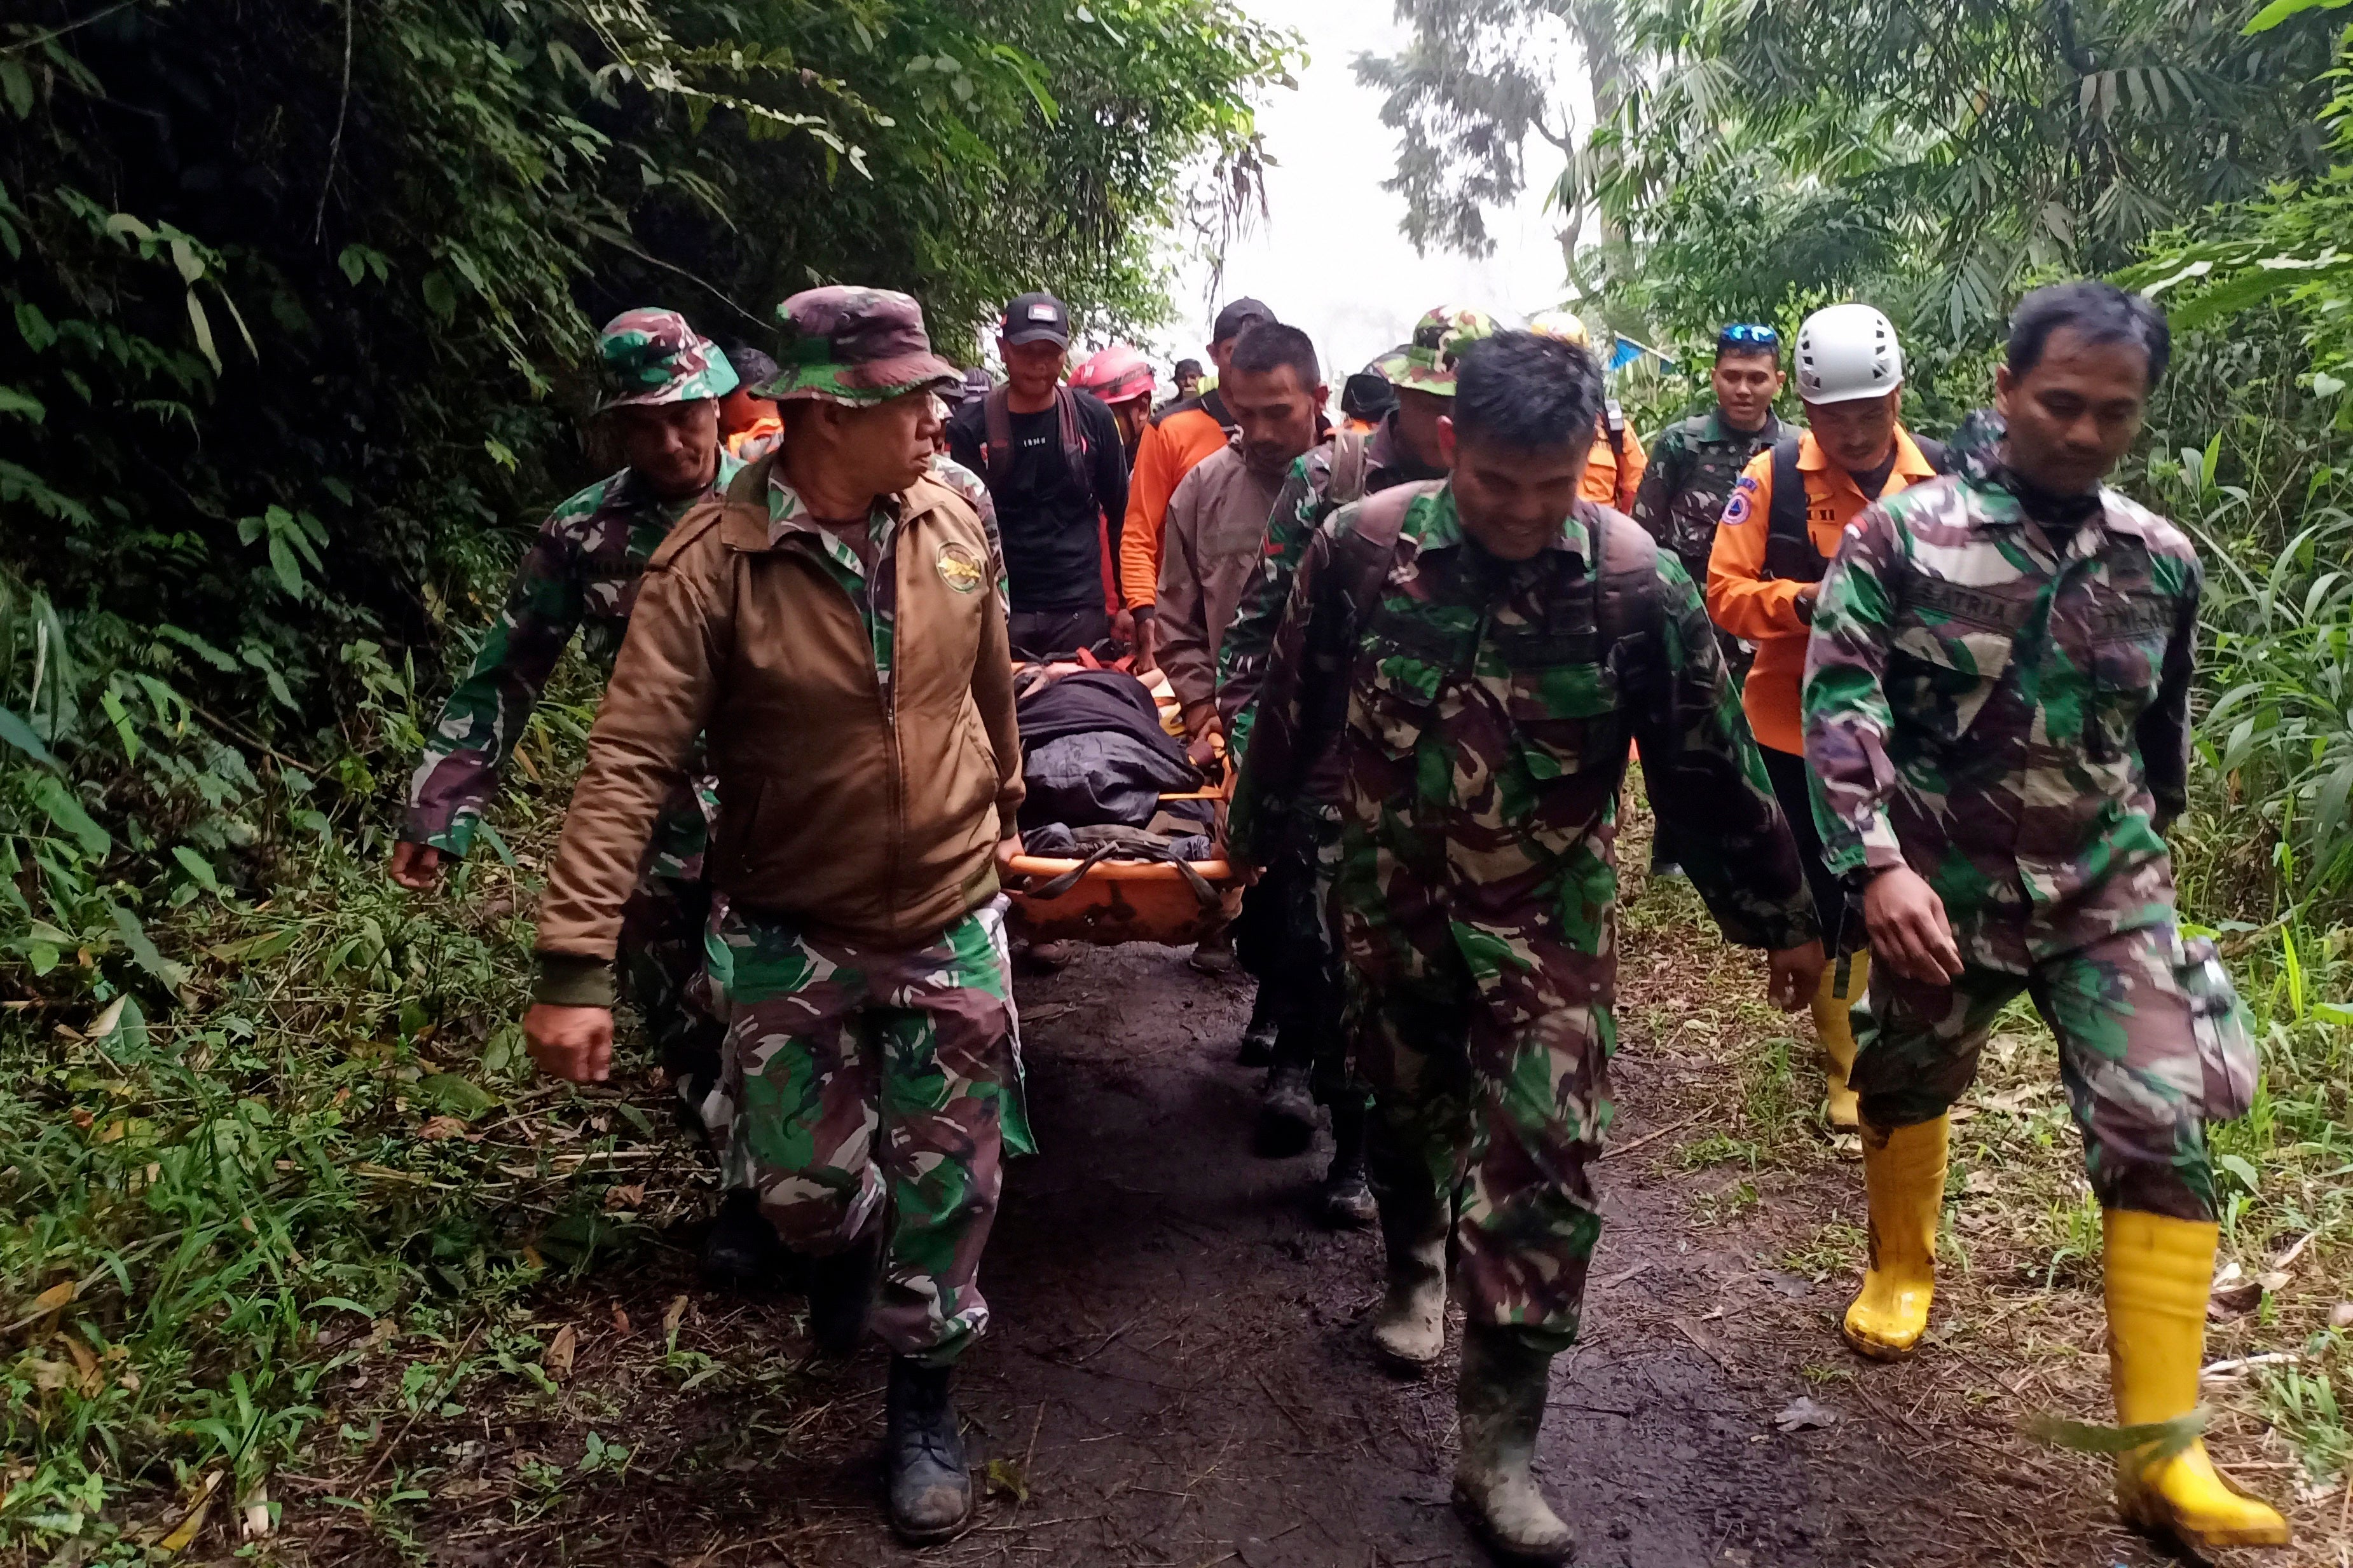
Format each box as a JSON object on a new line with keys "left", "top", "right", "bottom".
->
{"left": 0, "top": 0, "right": 1291, "bottom": 1548}
{"left": 0, "top": 0, "right": 1290, "bottom": 991}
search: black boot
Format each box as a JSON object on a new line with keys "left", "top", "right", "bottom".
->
{"left": 1236, "top": 986, "right": 1279, "bottom": 1066}
{"left": 885, "top": 1356, "right": 972, "bottom": 1542}
{"left": 1320, "top": 1093, "right": 1377, "bottom": 1228}
{"left": 700, "top": 1189, "right": 783, "bottom": 1290}
{"left": 1256, "top": 1061, "right": 1317, "bottom": 1157}
{"left": 807, "top": 1227, "right": 881, "bottom": 1357}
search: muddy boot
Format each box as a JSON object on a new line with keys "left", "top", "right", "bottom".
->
{"left": 701, "top": 1189, "right": 783, "bottom": 1290}
{"left": 1236, "top": 987, "right": 1279, "bottom": 1067}
{"left": 1814, "top": 951, "right": 1867, "bottom": 1132}
{"left": 884, "top": 1356, "right": 971, "bottom": 1543}
{"left": 1369, "top": 1166, "right": 1449, "bottom": 1373}
{"left": 1256, "top": 1061, "right": 1317, "bottom": 1157}
{"left": 1319, "top": 1093, "right": 1377, "bottom": 1229}
{"left": 807, "top": 1226, "right": 881, "bottom": 1357}
{"left": 1453, "top": 1324, "right": 1575, "bottom": 1564}
{"left": 1842, "top": 1115, "right": 1947, "bottom": 1360}
{"left": 2106, "top": 1211, "right": 2291, "bottom": 1551}
{"left": 1189, "top": 925, "right": 1238, "bottom": 976}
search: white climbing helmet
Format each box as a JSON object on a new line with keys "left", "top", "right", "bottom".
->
{"left": 1794, "top": 303, "right": 1903, "bottom": 405}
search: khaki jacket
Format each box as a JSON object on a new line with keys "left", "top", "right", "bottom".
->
{"left": 533, "top": 458, "right": 1022, "bottom": 999}
{"left": 1154, "top": 441, "right": 1287, "bottom": 716}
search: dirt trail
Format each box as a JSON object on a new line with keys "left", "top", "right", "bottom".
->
{"left": 296, "top": 882, "right": 2319, "bottom": 1568}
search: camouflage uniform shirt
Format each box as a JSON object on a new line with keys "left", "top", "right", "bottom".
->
{"left": 404, "top": 455, "right": 743, "bottom": 871}
{"left": 1235, "top": 482, "right": 1817, "bottom": 958}
{"left": 1804, "top": 454, "right": 2199, "bottom": 973}
{"left": 1217, "top": 412, "right": 1446, "bottom": 770}
{"left": 1629, "top": 408, "right": 1785, "bottom": 580}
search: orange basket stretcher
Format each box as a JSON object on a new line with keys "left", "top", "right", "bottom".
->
{"left": 1002, "top": 667, "right": 1244, "bottom": 946}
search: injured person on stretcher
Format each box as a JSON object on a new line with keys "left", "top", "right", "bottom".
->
{"left": 1001, "top": 659, "right": 1242, "bottom": 946}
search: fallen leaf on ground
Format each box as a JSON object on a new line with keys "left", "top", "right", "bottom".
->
{"left": 417, "top": 1115, "right": 479, "bottom": 1142}
{"left": 982, "top": 1457, "right": 1030, "bottom": 1503}
{"left": 610, "top": 1304, "right": 631, "bottom": 1336}
{"left": 602, "top": 1183, "right": 646, "bottom": 1211}
{"left": 1774, "top": 1396, "right": 1840, "bottom": 1432}
{"left": 158, "top": 1471, "right": 224, "bottom": 1553}
{"left": 662, "top": 1295, "right": 689, "bottom": 1339}
{"left": 2209, "top": 1278, "right": 2265, "bottom": 1318}
{"left": 2331, "top": 1302, "right": 2353, "bottom": 1329}
{"left": 544, "top": 1323, "right": 577, "bottom": 1381}
{"left": 29, "top": 1279, "right": 76, "bottom": 1314}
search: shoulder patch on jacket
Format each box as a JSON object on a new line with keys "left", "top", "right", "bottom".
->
{"left": 1721, "top": 473, "right": 1759, "bottom": 528}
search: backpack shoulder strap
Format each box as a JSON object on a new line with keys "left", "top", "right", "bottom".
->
{"left": 1913, "top": 434, "right": 1951, "bottom": 475}
{"left": 1055, "top": 385, "right": 1092, "bottom": 506}
{"left": 982, "top": 388, "right": 1014, "bottom": 487}
{"left": 1325, "top": 430, "right": 1371, "bottom": 508}
{"left": 1605, "top": 399, "right": 1629, "bottom": 463}
{"left": 1586, "top": 503, "right": 1662, "bottom": 657}
{"left": 1762, "top": 433, "right": 1827, "bottom": 582}
{"left": 1330, "top": 479, "right": 1438, "bottom": 620}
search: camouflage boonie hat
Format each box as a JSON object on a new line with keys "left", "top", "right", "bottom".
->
{"left": 763, "top": 287, "right": 961, "bottom": 405}
{"left": 597, "top": 308, "right": 739, "bottom": 410}
{"left": 1392, "top": 305, "right": 1497, "bottom": 397}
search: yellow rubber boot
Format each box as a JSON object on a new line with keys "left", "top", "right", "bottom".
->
{"left": 2105, "top": 1210, "right": 2291, "bottom": 1550}
{"left": 1814, "top": 950, "right": 1869, "bottom": 1131}
{"left": 1841, "top": 1115, "right": 1946, "bottom": 1360}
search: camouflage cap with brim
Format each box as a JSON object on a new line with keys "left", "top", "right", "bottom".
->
{"left": 761, "top": 286, "right": 961, "bottom": 405}
{"left": 598, "top": 308, "right": 739, "bottom": 409}
{"left": 1392, "top": 304, "right": 1497, "bottom": 397}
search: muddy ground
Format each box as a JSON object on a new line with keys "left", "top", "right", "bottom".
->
{"left": 273, "top": 862, "right": 2337, "bottom": 1568}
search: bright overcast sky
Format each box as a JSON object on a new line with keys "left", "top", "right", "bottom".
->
{"left": 1155, "top": 0, "right": 1583, "bottom": 381}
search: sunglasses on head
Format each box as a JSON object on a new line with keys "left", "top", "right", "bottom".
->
{"left": 1718, "top": 324, "right": 1780, "bottom": 349}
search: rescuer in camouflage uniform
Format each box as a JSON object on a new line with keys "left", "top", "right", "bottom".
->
{"left": 393, "top": 308, "right": 740, "bottom": 1133}
{"left": 1629, "top": 323, "right": 1788, "bottom": 657}
{"left": 1215, "top": 306, "right": 1475, "bottom": 1227}
{"left": 1806, "top": 282, "right": 2285, "bottom": 1552}
{"left": 1628, "top": 322, "right": 1788, "bottom": 880}
{"left": 1233, "top": 331, "right": 1821, "bottom": 1564}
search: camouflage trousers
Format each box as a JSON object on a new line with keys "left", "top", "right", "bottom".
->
{"left": 617, "top": 874, "right": 727, "bottom": 1136}
{"left": 1343, "top": 900, "right": 1614, "bottom": 1355}
{"left": 1247, "top": 803, "right": 1367, "bottom": 1111}
{"left": 706, "top": 900, "right": 1032, "bottom": 1364}
{"left": 1853, "top": 919, "right": 2235, "bottom": 1222}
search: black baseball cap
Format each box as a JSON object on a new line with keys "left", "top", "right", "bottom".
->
{"left": 1000, "top": 292, "right": 1071, "bottom": 347}
{"left": 1211, "top": 297, "right": 1275, "bottom": 344}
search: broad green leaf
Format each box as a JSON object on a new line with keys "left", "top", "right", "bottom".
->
{"left": 109, "top": 903, "right": 188, "bottom": 987}
{"left": 170, "top": 846, "right": 221, "bottom": 892}
{"left": 0, "top": 704, "right": 58, "bottom": 768}
{"left": 32, "top": 775, "right": 110, "bottom": 857}
{"left": 0, "top": 59, "right": 32, "bottom": 119}
{"left": 266, "top": 533, "right": 306, "bottom": 598}
{"left": 2217, "top": 1153, "right": 2262, "bottom": 1192}
{"left": 2024, "top": 1409, "right": 2205, "bottom": 1460}
{"left": 418, "top": 1074, "right": 499, "bottom": 1120}
{"left": 0, "top": 385, "right": 45, "bottom": 422}
{"left": 186, "top": 289, "right": 221, "bottom": 372}
{"left": 2244, "top": 0, "right": 2351, "bottom": 33}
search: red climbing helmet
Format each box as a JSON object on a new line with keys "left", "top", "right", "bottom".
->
{"left": 1070, "top": 343, "right": 1155, "bottom": 406}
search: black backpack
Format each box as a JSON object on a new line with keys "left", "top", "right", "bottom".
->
{"left": 1761, "top": 433, "right": 1950, "bottom": 583}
